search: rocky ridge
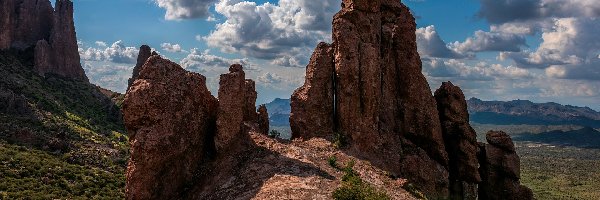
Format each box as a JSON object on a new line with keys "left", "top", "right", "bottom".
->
{"left": 0, "top": 0, "right": 87, "bottom": 81}
{"left": 123, "top": 0, "right": 532, "bottom": 199}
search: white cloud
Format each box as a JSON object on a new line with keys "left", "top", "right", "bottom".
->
{"left": 160, "top": 43, "right": 186, "bottom": 53}
{"left": 416, "top": 26, "right": 465, "bottom": 58}
{"left": 422, "top": 58, "right": 531, "bottom": 80}
{"left": 499, "top": 18, "right": 600, "bottom": 80}
{"left": 79, "top": 40, "right": 139, "bottom": 64}
{"left": 257, "top": 72, "right": 283, "bottom": 84}
{"left": 83, "top": 61, "right": 133, "bottom": 93}
{"left": 203, "top": 0, "right": 340, "bottom": 67}
{"left": 451, "top": 30, "right": 527, "bottom": 54}
{"left": 154, "top": 0, "right": 218, "bottom": 20}
{"left": 180, "top": 48, "right": 251, "bottom": 72}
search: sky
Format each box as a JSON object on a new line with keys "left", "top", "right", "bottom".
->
{"left": 72, "top": 0, "right": 600, "bottom": 110}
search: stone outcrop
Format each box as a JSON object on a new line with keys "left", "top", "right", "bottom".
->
{"left": 435, "top": 82, "right": 481, "bottom": 200}
{"left": 257, "top": 104, "right": 270, "bottom": 135}
{"left": 1, "top": 0, "right": 87, "bottom": 81}
{"left": 290, "top": 42, "right": 335, "bottom": 139}
{"left": 122, "top": 55, "right": 218, "bottom": 200}
{"left": 244, "top": 79, "right": 258, "bottom": 122}
{"left": 291, "top": 1, "right": 449, "bottom": 198}
{"left": 478, "top": 131, "right": 533, "bottom": 200}
{"left": 127, "top": 45, "right": 152, "bottom": 91}
{"left": 215, "top": 64, "right": 248, "bottom": 151}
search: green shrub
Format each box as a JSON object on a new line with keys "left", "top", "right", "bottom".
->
{"left": 269, "top": 130, "right": 281, "bottom": 138}
{"left": 333, "top": 132, "right": 347, "bottom": 149}
{"left": 332, "top": 160, "right": 390, "bottom": 200}
{"left": 328, "top": 156, "right": 338, "bottom": 169}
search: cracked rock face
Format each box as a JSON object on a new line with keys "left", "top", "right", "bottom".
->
{"left": 128, "top": 45, "right": 152, "bottom": 91}
{"left": 122, "top": 56, "right": 218, "bottom": 200}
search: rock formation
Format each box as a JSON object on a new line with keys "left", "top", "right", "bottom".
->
{"left": 435, "top": 82, "right": 481, "bottom": 200}
{"left": 478, "top": 131, "right": 533, "bottom": 200}
{"left": 290, "top": 1, "right": 532, "bottom": 199}
{"left": 122, "top": 55, "right": 218, "bottom": 200}
{"left": 291, "top": 0, "right": 449, "bottom": 197}
{"left": 127, "top": 45, "right": 152, "bottom": 91}
{"left": 243, "top": 79, "right": 258, "bottom": 122}
{"left": 1, "top": 0, "right": 87, "bottom": 81}
{"left": 257, "top": 104, "right": 270, "bottom": 135}
{"left": 215, "top": 64, "right": 248, "bottom": 151}
{"left": 290, "top": 42, "right": 335, "bottom": 139}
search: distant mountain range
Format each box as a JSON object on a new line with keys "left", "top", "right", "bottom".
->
{"left": 264, "top": 98, "right": 600, "bottom": 128}
{"left": 514, "top": 127, "right": 600, "bottom": 148}
{"left": 467, "top": 98, "right": 600, "bottom": 128}
{"left": 263, "top": 98, "right": 292, "bottom": 126}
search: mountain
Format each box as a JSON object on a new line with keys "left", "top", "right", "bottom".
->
{"left": 263, "top": 98, "right": 291, "bottom": 126}
{"left": 1, "top": 0, "right": 127, "bottom": 198}
{"left": 514, "top": 127, "right": 600, "bottom": 149}
{"left": 467, "top": 98, "right": 600, "bottom": 128}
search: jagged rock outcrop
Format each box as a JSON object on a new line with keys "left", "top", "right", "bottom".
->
{"left": 244, "top": 79, "right": 259, "bottom": 122}
{"left": 257, "top": 104, "right": 269, "bottom": 135}
{"left": 478, "top": 131, "right": 533, "bottom": 200}
{"left": 290, "top": 42, "right": 335, "bottom": 139}
{"left": 127, "top": 45, "right": 152, "bottom": 91}
{"left": 122, "top": 56, "right": 218, "bottom": 200}
{"left": 435, "top": 82, "right": 481, "bottom": 200}
{"left": 215, "top": 64, "right": 248, "bottom": 151}
{"left": 1, "top": 0, "right": 87, "bottom": 81}
{"left": 291, "top": 1, "right": 449, "bottom": 198}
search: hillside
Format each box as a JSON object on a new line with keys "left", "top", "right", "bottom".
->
{"left": 468, "top": 98, "right": 600, "bottom": 127}
{"left": 0, "top": 49, "right": 127, "bottom": 198}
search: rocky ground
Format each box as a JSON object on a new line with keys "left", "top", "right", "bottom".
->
{"left": 189, "top": 131, "right": 417, "bottom": 200}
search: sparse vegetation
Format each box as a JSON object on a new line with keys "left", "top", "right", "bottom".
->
{"left": 328, "top": 155, "right": 338, "bottom": 169}
{"left": 333, "top": 132, "right": 347, "bottom": 149}
{"left": 332, "top": 160, "right": 390, "bottom": 200}
{"left": 269, "top": 130, "right": 281, "bottom": 138}
{"left": 401, "top": 183, "right": 427, "bottom": 200}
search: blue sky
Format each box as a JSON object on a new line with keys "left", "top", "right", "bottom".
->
{"left": 73, "top": 0, "right": 600, "bottom": 110}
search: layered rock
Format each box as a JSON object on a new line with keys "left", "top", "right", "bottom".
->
{"left": 291, "top": 1, "right": 449, "bottom": 198}
{"left": 290, "top": 42, "right": 335, "bottom": 139}
{"left": 478, "top": 131, "right": 533, "bottom": 200}
{"left": 122, "top": 56, "right": 218, "bottom": 200}
{"left": 435, "top": 82, "right": 481, "bottom": 200}
{"left": 257, "top": 104, "right": 270, "bottom": 135}
{"left": 127, "top": 45, "right": 153, "bottom": 91}
{"left": 244, "top": 79, "right": 259, "bottom": 122}
{"left": 1, "top": 0, "right": 87, "bottom": 81}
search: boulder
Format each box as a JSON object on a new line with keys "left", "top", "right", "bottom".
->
{"left": 478, "top": 131, "right": 533, "bottom": 200}
{"left": 122, "top": 55, "right": 218, "bottom": 200}
{"left": 257, "top": 104, "right": 269, "bottom": 135}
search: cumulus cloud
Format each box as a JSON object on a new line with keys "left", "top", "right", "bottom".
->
{"left": 416, "top": 26, "right": 465, "bottom": 58}
{"left": 451, "top": 30, "right": 528, "bottom": 54}
{"left": 160, "top": 43, "right": 186, "bottom": 53}
{"left": 257, "top": 72, "right": 283, "bottom": 84}
{"left": 499, "top": 18, "right": 600, "bottom": 80}
{"left": 180, "top": 48, "right": 251, "bottom": 72}
{"left": 83, "top": 62, "right": 133, "bottom": 93}
{"left": 79, "top": 41, "right": 139, "bottom": 64}
{"left": 202, "top": 0, "right": 340, "bottom": 67}
{"left": 155, "top": 0, "right": 218, "bottom": 20}
{"left": 422, "top": 58, "right": 531, "bottom": 80}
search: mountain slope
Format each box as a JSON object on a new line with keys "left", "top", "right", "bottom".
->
{"left": 0, "top": 49, "right": 127, "bottom": 198}
{"left": 467, "top": 98, "right": 600, "bottom": 127}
